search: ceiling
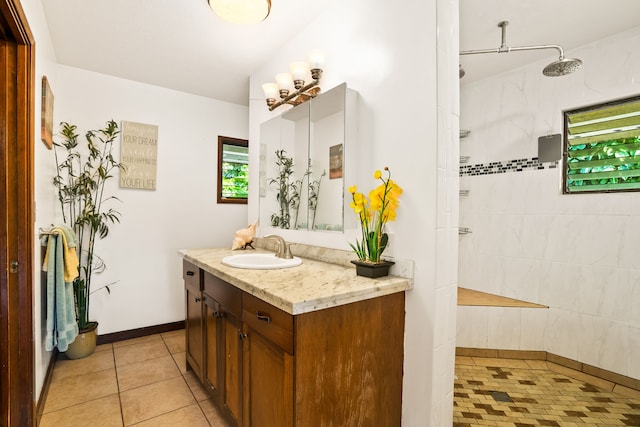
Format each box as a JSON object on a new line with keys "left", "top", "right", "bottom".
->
{"left": 41, "top": 1, "right": 640, "bottom": 106}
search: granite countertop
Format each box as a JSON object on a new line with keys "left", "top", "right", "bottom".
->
{"left": 180, "top": 247, "right": 412, "bottom": 315}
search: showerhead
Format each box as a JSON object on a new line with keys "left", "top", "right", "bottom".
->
{"left": 542, "top": 57, "right": 583, "bottom": 77}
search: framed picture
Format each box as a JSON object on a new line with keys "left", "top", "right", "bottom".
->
{"left": 329, "top": 143, "right": 343, "bottom": 179}
{"left": 41, "top": 76, "right": 54, "bottom": 149}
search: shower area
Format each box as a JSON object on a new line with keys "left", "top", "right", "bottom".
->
{"left": 456, "top": 17, "right": 640, "bottom": 389}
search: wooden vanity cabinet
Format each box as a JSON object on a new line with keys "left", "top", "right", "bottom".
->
{"left": 183, "top": 260, "right": 204, "bottom": 381}
{"left": 186, "top": 265, "right": 405, "bottom": 427}
{"left": 204, "top": 272, "right": 244, "bottom": 426}
{"left": 242, "top": 293, "right": 294, "bottom": 427}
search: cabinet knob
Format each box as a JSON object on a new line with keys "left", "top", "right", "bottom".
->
{"left": 239, "top": 331, "right": 248, "bottom": 340}
{"left": 256, "top": 312, "right": 271, "bottom": 323}
{"left": 213, "top": 311, "right": 223, "bottom": 319}
{"left": 186, "top": 271, "right": 195, "bottom": 276}
{"left": 195, "top": 297, "right": 201, "bottom": 303}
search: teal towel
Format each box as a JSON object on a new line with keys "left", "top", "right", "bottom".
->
{"left": 43, "top": 227, "right": 79, "bottom": 352}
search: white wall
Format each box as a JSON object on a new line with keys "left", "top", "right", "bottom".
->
{"left": 248, "top": 0, "right": 459, "bottom": 424}
{"left": 52, "top": 65, "right": 249, "bottom": 335}
{"left": 458, "top": 27, "right": 640, "bottom": 380}
{"left": 23, "top": 0, "right": 249, "bottom": 399}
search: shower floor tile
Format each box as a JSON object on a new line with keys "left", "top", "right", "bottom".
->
{"left": 454, "top": 358, "right": 640, "bottom": 426}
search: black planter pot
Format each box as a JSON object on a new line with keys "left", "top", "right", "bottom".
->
{"left": 351, "top": 260, "right": 395, "bottom": 278}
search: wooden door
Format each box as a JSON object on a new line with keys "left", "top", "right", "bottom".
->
{"left": 0, "top": 1, "right": 34, "bottom": 426}
{"left": 243, "top": 326, "right": 293, "bottom": 427}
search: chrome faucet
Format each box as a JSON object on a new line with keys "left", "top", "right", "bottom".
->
{"left": 263, "top": 235, "right": 293, "bottom": 259}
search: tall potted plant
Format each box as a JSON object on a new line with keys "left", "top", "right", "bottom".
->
{"left": 53, "top": 120, "right": 125, "bottom": 358}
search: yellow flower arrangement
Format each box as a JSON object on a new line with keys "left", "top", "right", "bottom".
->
{"left": 349, "top": 167, "right": 403, "bottom": 263}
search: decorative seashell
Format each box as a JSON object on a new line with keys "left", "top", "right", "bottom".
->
{"left": 231, "top": 220, "right": 258, "bottom": 250}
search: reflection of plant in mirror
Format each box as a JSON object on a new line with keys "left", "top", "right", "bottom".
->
{"left": 268, "top": 150, "right": 295, "bottom": 229}
{"left": 309, "top": 170, "right": 326, "bottom": 230}
{"left": 290, "top": 169, "right": 310, "bottom": 229}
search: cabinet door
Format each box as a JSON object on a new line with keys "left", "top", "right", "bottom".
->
{"left": 223, "top": 310, "right": 243, "bottom": 425}
{"left": 204, "top": 295, "right": 221, "bottom": 396}
{"left": 185, "top": 284, "right": 203, "bottom": 380}
{"left": 243, "top": 325, "right": 293, "bottom": 427}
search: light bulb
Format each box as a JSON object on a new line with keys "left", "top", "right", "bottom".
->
{"left": 289, "top": 61, "right": 309, "bottom": 82}
{"left": 262, "top": 82, "right": 278, "bottom": 100}
{"left": 275, "top": 73, "right": 294, "bottom": 91}
{"left": 307, "top": 50, "right": 325, "bottom": 69}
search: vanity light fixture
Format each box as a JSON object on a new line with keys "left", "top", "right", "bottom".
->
{"left": 262, "top": 50, "right": 324, "bottom": 111}
{"left": 208, "top": 0, "right": 271, "bottom": 25}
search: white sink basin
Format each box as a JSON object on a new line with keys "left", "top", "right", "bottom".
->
{"left": 221, "top": 253, "right": 302, "bottom": 270}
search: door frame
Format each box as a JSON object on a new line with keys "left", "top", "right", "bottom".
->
{"left": 0, "top": 0, "right": 35, "bottom": 426}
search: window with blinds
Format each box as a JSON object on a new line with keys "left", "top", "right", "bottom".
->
{"left": 563, "top": 95, "right": 640, "bottom": 193}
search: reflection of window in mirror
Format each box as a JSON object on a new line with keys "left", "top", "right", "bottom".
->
{"left": 217, "top": 136, "right": 248, "bottom": 204}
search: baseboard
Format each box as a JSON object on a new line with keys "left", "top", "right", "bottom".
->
{"left": 96, "top": 320, "right": 185, "bottom": 345}
{"left": 456, "top": 347, "right": 640, "bottom": 393}
{"left": 36, "top": 349, "right": 58, "bottom": 426}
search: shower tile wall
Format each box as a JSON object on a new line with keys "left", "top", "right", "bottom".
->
{"left": 457, "top": 26, "right": 640, "bottom": 381}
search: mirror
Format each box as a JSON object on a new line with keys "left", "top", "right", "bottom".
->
{"left": 259, "top": 83, "right": 355, "bottom": 232}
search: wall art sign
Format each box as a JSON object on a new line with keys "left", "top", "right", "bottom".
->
{"left": 120, "top": 121, "right": 158, "bottom": 190}
{"left": 41, "top": 76, "right": 54, "bottom": 149}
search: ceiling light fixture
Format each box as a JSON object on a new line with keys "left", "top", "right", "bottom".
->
{"left": 208, "top": 0, "right": 271, "bottom": 25}
{"left": 262, "top": 50, "right": 324, "bottom": 111}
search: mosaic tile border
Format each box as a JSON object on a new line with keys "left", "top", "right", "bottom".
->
{"left": 460, "top": 157, "right": 559, "bottom": 177}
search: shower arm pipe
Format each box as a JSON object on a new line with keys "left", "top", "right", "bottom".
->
{"left": 460, "top": 21, "right": 567, "bottom": 60}
{"left": 460, "top": 44, "right": 566, "bottom": 60}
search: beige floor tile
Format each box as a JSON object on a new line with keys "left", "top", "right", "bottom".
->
{"left": 172, "top": 351, "right": 188, "bottom": 375}
{"left": 114, "top": 339, "right": 169, "bottom": 367}
{"left": 116, "top": 355, "right": 181, "bottom": 391}
{"left": 456, "top": 356, "right": 476, "bottom": 366}
{"left": 547, "top": 362, "right": 615, "bottom": 391}
{"left": 120, "top": 376, "right": 195, "bottom": 425}
{"left": 39, "top": 394, "right": 122, "bottom": 427}
{"left": 133, "top": 403, "right": 209, "bottom": 427}
{"left": 95, "top": 343, "right": 113, "bottom": 353}
{"left": 53, "top": 349, "right": 115, "bottom": 383}
{"left": 471, "top": 357, "right": 531, "bottom": 369}
{"left": 524, "top": 359, "right": 549, "bottom": 370}
{"left": 44, "top": 369, "right": 118, "bottom": 413}
{"left": 613, "top": 384, "right": 640, "bottom": 399}
{"left": 163, "top": 334, "right": 185, "bottom": 354}
{"left": 112, "top": 334, "right": 162, "bottom": 348}
{"left": 160, "top": 329, "right": 185, "bottom": 339}
{"left": 184, "top": 370, "right": 209, "bottom": 402}
{"left": 199, "top": 398, "right": 233, "bottom": 427}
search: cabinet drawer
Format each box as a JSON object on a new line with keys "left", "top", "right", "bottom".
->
{"left": 203, "top": 272, "right": 241, "bottom": 316}
{"left": 183, "top": 260, "right": 202, "bottom": 292}
{"left": 243, "top": 293, "right": 294, "bottom": 355}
